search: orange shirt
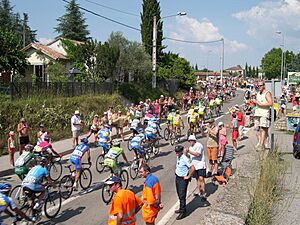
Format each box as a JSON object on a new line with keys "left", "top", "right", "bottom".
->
{"left": 108, "top": 189, "right": 142, "bottom": 225}
{"left": 142, "top": 174, "right": 161, "bottom": 218}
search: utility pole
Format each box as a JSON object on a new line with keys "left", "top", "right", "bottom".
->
{"left": 23, "top": 13, "right": 26, "bottom": 48}
{"left": 220, "top": 38, "right": 224, "bottom": 84}
{"left": 152, "top": 16, "right": 157, "bottom": 89}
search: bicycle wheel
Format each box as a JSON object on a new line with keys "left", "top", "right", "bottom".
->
{"left": 10, "top": 185, "right": 26, "bottom": 208}
{"left": 59, "top": 175, "right": 74, "bottom": 199}
{"left": 49, "top": 161, "right": 62, "bottom": 182}
{"left": 180, "top": 121, "right": 185, "bottom": 130}
{"left": 170, "top": 132, "right": 175, "bottom": 146}
{"left": 120, "top": 170, "right": 129, "bottom": 189}
{"left": 79, "top": 168, "right": 92, "bottom": 190}
{"left": 129, "top": 160, "right": 139, "bottom": 180}
{"left": 102, "top": 183, "right": 114, "bottom": 204}
{"left": 153, "top": 139, "right": 160, "bottom": 156}
{"left": 96, "top": 154, "right": 105, "bottom": 173}
{"left": 127, "top": 136, "right": 133, "bottom": 151}
{"left": 44, "top": 190, "right": 62, "bottom": 219}
{"left": 163, "top": 128, "right": 170, "bottom": 141}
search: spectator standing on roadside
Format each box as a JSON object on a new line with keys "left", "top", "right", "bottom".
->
{"left": 37, "top": 124, "right": 48, "bottom": 145}
{"left": 292, "top": 95, "right": 298, "bottom": 111}
{"left": 116, "top": 111, "right": 128, "bottom": 142}
{"left": 71, "top": 110, "right": 82, "bottom": 148}
{"left": 236, "top": 105, "right": 245, "bottom": 141}
{"left": 153, "top": 100, "right": 160, "bottom": 118}
{"left": 228, "top": 111, "right": 239, "bottom": 152}
{"left": 280, "top": 94, "right": 287, "bottom": 116}
{"left": 107, "top": 106, "right": 114, "bottom": 128}
{"left": 206, "top": 119, "right": 219, "bottom": 177}
{"left": 7, "top": 131, "right": 16, "bottom": 166}
{"left": 86, "top": 115, "right": 100, "bottom": 143}
{"left": 174, "top": 145, "right": 195, "bottom": 220}
{"left": 140, "top": 164, "right": 163, "bottom": 225}
{"left": 101, "top": 112, "right": 109, "bottom": 126}
{"left": 17, "top": 118, "right": 30, "bottom": 155}
{"left": 218, "top": 122, "right": 227, "bottom": 162}
{"left": 186, "top": 135, "right": 207, "bottom": 201}
{"left": 252, "top": 80, "right": 273, "bottom": 150}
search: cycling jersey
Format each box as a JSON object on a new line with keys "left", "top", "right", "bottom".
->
{"left": 173, "top": 114, "right": 181, "bottom": 126}
{"left": 189, "top": 112, "right": 198, "bottom": 123}
{"left": 22, "top": 165, "right": 49, "bottom": 192}
{"left": 209, "top": 100, "right": 215, "bottom": 107}
{"left": 0, "top": 193, "right": 16, "bottom": 213}
{"left": 145, "top": 123, "right": 158, "bottom": 135}
{"left": 33, "top": 141, "right": 52, "bottom": 154}
{"left": 131, "top": 133, "right": 146, "bottom": 155}
{"left": 15, "top": 152, "right": 36, "bottom": 179}
{"left": 198, "top": 106, "right": 205, "bottom": 115}
{"left": 215, "top": 98, "right": 222, "bottom": 105}
{"left": 187, "top": 109, "right": 194, "bottom": 118}
{"left": 70, "top": 143, "right": 90, "bottom": 170}
{"left": 98, "top": 128, "right": 111, "bottom": 143}
{"left": 167, "top": 112, "right": 175, "bottom": 122}
{"left": 104, "top": 147, "right": 124, "bottom": 170}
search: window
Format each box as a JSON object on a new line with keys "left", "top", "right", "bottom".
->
{"left": 35, "top": 65, "right": 46, "bottom": 82}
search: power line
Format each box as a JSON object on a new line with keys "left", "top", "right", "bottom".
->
{"left": 164, "top": 37, "right": 223, "bottom": 44}
{"left": 83, "top": 0, "right": 139, "bottom": 17}
{"left": 61, "top": 0, "right": 141, "bottom": 32}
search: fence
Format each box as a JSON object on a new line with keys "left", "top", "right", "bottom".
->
{"left": 9, "top": 81, "right": 114, "bottom": 100}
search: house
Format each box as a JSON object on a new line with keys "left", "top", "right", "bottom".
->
{"left": 194, "top": 71, "right": 230, "bottom": 83}
{"left": 225, "top": 65, "right": 244, "bottom": 77}
{"left": 21, "top": 38, "right": 82, "bottom": 82}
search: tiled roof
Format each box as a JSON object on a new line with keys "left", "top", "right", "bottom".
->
{"left": 22, "top": 43, "right": 67, "bottom": 60}
{"left": 225, "top": 65, "right": 243, "bottom": 71}
{"left": 46, "top": 37, "right": 83, "bottom": 46}
{"left": 194, "top": 71, "right": 230, "bottom": 76}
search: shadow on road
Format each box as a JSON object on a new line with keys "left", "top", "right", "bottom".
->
{"left": 130, "top": 184, "right": 143, "bottom": 194}
{"left": 205, "top": 182, "right": 218, "bottom": 197}
{"left": 40, "top": 206, "right": 86, "bottom": 225}
{"left": 185, "top": 196, "right": 211, "bottom": 217}
{"left": 151, "top": 165, "right": 164, "bottom": 174}
{"left": 158, "top": 150, "right": 172, "bottom": 158}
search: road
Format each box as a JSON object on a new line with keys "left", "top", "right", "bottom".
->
{"left": 1, "top": 91, "right": 244, "bottom": 225}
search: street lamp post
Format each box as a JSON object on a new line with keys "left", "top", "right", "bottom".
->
{"left": 220, "top": 38, "right": 224, "bottom": 84}
{"left": 152, "top": 12, "right": 186, "bottom": 89}
{"left": 276, "top": 31, "right": 284, "bottom": 85}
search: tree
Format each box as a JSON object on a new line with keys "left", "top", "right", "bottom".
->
{"left": 195, "top": 64, "right": 199, "bottom": 71}
{"left": 0, "top": 0, "right": 13, "bottom": 30}
{"left": 140, "top": 0, "right": 163, "bottom": 58}
{"left": 46, "top": 62, "right": 68, "bottom": 82}
{"left": 261, "top": 48, "right": 282, "bottom": 79}
{"left": 245, "top": 62, "right": 248, "bottom": 77}
{"left": 55, "top": 0, "right": 90, "bottom": 41}
{"left": 21, "top": 13, "right": 37, "bottom": 46}
{"left": 0, "top": 28, "right": 27, "bottom": 75}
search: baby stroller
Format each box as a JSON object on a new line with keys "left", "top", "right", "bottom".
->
{"left": 213, "top": 146, "right": 235, "bottom": 185}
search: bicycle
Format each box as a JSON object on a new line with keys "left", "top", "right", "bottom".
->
{"left": 20, "top": 185, "right": 62, "bottom": 222}
{"left": 47, "top": 155, "right": 63, "bottom": 182}
{"left": 59, "top": 162, "right": 92, "bottom": 199}
{"left": 127, "top": 127, "right": 139, "bottom": 151}
{"left": 95, "top": 142, "right": 111, "bottom": 173}
{"left": 9, "top": 184, "right": 27, "bottom": 208}
{"left": 129, "top": 148, "right": 150, "bottom": 180}
{"left": 169, "top": 129, "right": 181, "bottom": 146}
{"left": 101, "top": 162, "right": 129, "bottom": 204}
{"left": 163, "top": 126, "right": 172, "bottom": 141}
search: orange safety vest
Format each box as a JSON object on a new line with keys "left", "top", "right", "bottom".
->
{"left": 108, "top": 189, "right": 142, "bottom": 225}
{"left": 142, "top": 174, "right": 162, "bottom": 218}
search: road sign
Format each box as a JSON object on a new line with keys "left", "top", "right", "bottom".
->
{"left": 265, "top": 80, "right": 282, "bottom": 98}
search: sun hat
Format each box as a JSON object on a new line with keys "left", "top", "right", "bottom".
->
{"left": 188, "top": 135, "right": 197, "bottom": 141}
{"left": 218, "top": 122, "right": 224, "bottom": 127}
{"left": 105, "top": 176, "right": 122, "bottom": 185}
{"left": 74, "top": 110, "right": 80, "bottom": 115}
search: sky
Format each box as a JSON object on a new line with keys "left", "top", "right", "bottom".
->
{"left": 10, "top": 0, "right": 300, "bottom": 71}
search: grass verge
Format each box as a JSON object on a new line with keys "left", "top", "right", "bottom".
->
{"left": 245, "top": 148, "right": 286, "bottom": 225}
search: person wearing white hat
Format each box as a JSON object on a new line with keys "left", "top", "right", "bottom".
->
{"left": 71, "top": 110, "right": 82, "bottom": 148}
{"left": 185, "top": 135, "right": 206, "bottom": 201}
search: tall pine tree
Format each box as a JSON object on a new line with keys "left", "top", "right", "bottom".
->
{"left": 0, "top": 0, "right": 14, "bottom": 30}
{"left": 140, "top": 0, "right": 163, "bottom": 58}
{"left": 55, "top": 0, "right": 90, "bottom": 41}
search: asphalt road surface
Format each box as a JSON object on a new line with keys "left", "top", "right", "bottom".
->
{"left": 1, "top": 91, "right": 244, "bottom": 225}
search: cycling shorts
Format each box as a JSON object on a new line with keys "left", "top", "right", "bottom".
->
{"left": 145, "top": 133, "right": 157, "bottom": 141}
{"left": 22, "top": 183, "right": 45, "bottom": 193}
{"left": 173, "top": 122, "right": 180, "bottom": 128}
{"left": 70, "top": 157, "right": 82, "bottom": 171}
{"left": 98, "top": 142, "right": 110, "bottom": 153}
{"left": 132, "top": 145, "right": 145, "bottom": 156}
{"left": 198, "top": 113, "right": 204, "bottom": 118}
{"left": 104, "top": 158, "right": 117, "bottom": 170}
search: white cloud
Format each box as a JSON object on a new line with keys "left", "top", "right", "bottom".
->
{"left": 233, "top": 0, "right": 300, "bottom": 37}
{"left": 168, "top": 16, "right": 248, "bottom": 53}
{"left": 38, "top": 37, "right": 54, "bottom": 45}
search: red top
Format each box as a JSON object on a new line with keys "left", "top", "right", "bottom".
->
{"left": 237, "top": 112, "right": 245, "bottom": 126}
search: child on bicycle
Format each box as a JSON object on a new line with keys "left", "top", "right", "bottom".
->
{"left": 70, "top": 138, "right": 91, "bottom": 190}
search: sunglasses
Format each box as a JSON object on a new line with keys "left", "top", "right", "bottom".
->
{"left": 258, "top": 84, "right": 264, "bottom": 87}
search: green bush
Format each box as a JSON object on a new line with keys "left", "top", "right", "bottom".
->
{"left": 118, "top": 83, "right": 168, "bottom": 103}
{"left": 0, "top": 94, "right": 124, "bottom": 155}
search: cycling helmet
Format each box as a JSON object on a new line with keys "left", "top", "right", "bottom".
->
{"left": 112, "top": 139, "right": 121, "bottom": 146}
{"left": 25, "top": 144, "right": 34, "bottom": 151}
{"left": 171, "top": 108, "right": 176, "bottom": 112}
{"left": 104, "top": 124, "right": 111, "bottom": 128}
{"left": 39, "top": 156, "right": 48, "bottom": 163}
{"left": 176, "top": 110, "right": 180, "bottom": 114}
{"left": 0, "top": 183, "right": 12, "bottom": 193}
{"left": 81, "top": 137, "right": 88, "bottom": 144}
{"left": 194, "top": 108, "right": 198, "bottom": 112}
{"left": 137, "top": 128, "right": 144, "bottom": 134}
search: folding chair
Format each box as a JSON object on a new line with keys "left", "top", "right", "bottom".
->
{"left": 213, "top": 146, "right": 235, "bottom": 185}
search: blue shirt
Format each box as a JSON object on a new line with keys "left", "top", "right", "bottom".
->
{"left": 22, "top": 165, "right": 49, "bottom": 186}
{"left": 175, "top": 154, "right": 191, "bottom": 177}
{"left": 98, "top": 128, "right": 111, "bottom": 143}
{"left": 70, "top": 143, "right": 90, "bottom": 160}
{"left": 145, "top": 122, "right": 158, "bottom": 134}
{"left": 131, "top": 133, "right": 145, "bottom": 147}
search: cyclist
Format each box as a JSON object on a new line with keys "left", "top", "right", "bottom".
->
{"left": 215, "top": 97, "right": 222, "bottom": 115}
{"left": 144, "top": 110, "right": 154, "bottom": 127}
{"left": 130, "top": 128, "right": 146, "bottom": 169}
{"left": 69, "top": 137, "right": 91, "bottom": 190}
{"left": 97, "top": 124, "right": 112, "bottom": 154}
{"left": 0, "top": 183, "right": 35, "bottom": 224}
{"left": 198, "top": 105, "right": 206, "bottom": 135}
{"left": 103, "top": 139, "right": 129, "bottom": 173}
{"left": 15, "top": 144, "right": 37, "bottom": 180}
{"left": 188, "top": 108, "right": 198, "bottom": 135}
{"left": 187, "top": 106, "right": 194, "bottom": 124}
{"left": 145, "top": 117, "right": 160, "bottom": 146}
{"left": 22, "top": 157, "right": 55, "bottom": 210}
{"left": 173, "top": 110, "right": 182, "bottom": 138}
{"left": 166, "top": 109, "right": 175, "bottom": 131}
{"left": 33, "top": 134, "right": 61, "bottom": 159}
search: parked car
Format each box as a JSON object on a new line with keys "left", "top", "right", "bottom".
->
{"left": 293, "top": 122, "right": 300, "bottom": 159}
